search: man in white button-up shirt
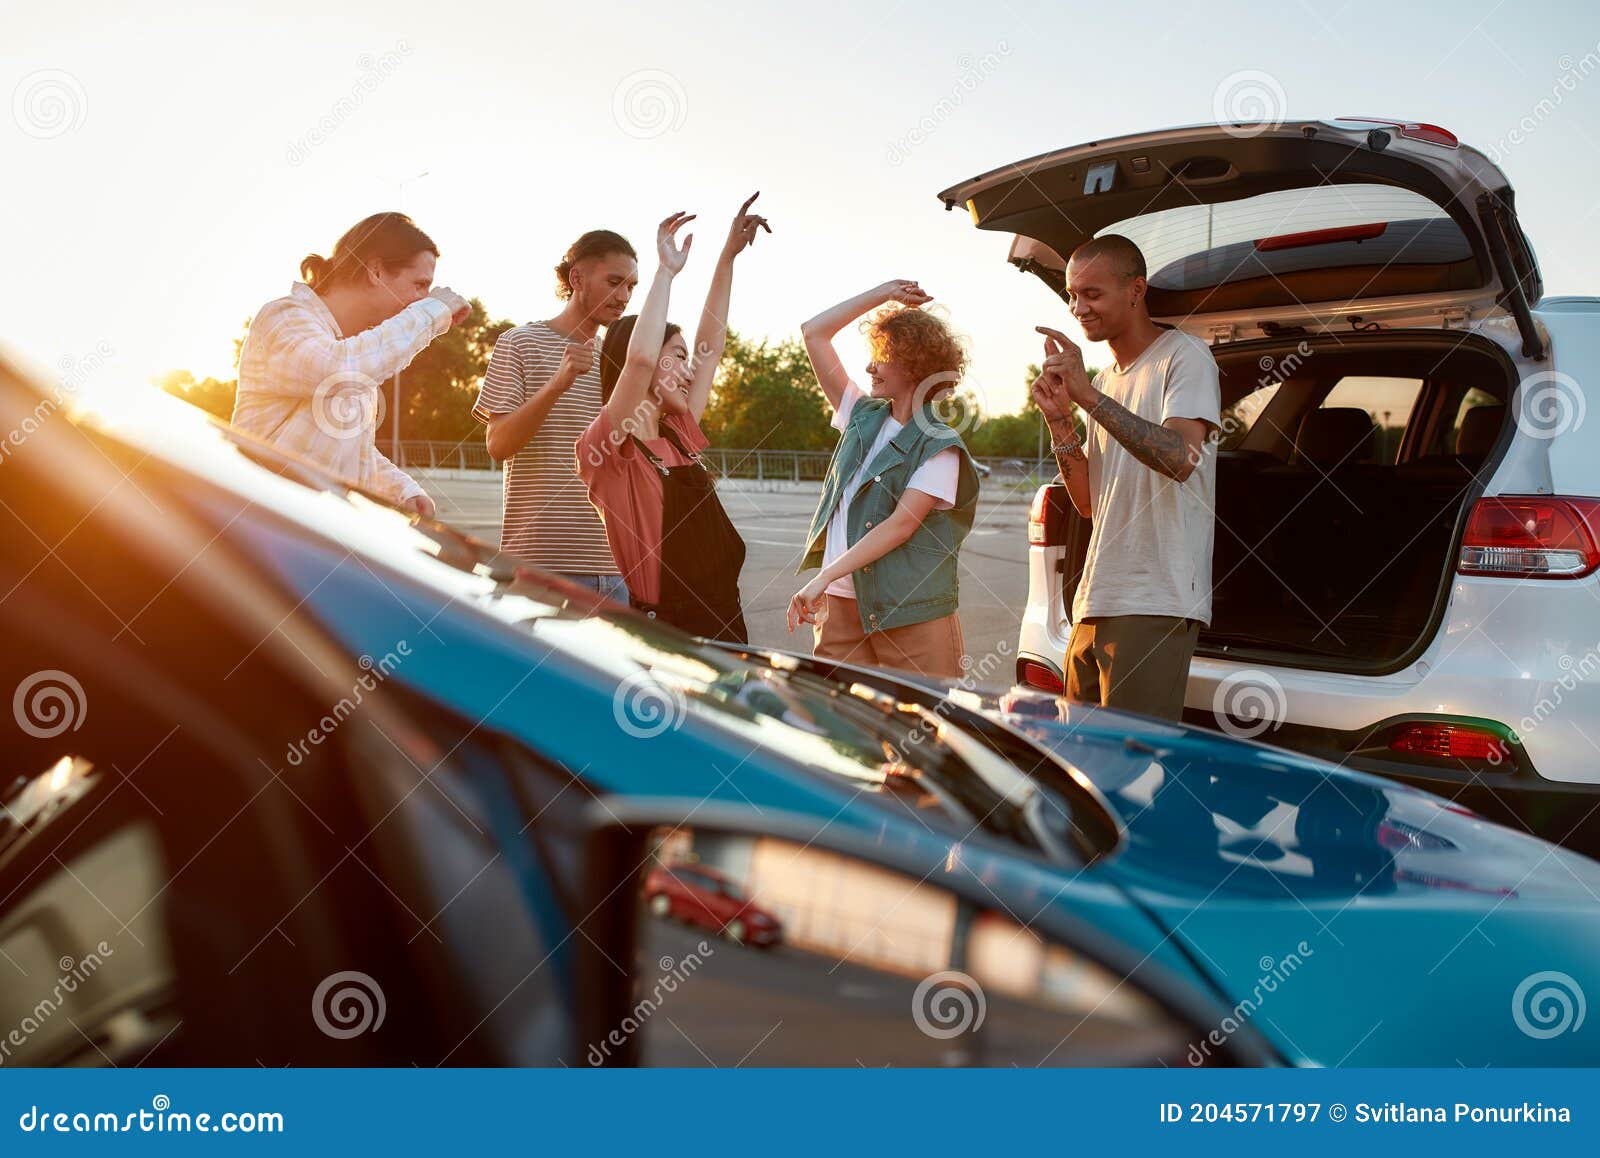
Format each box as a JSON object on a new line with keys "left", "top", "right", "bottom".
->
{"left": 232, "top": 212, "right": 469, "bottom": 517}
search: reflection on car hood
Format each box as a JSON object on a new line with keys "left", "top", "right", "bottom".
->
{"left": 993, "top": 692, "right": 1600, "bottom": 1066}
{"left": 994, "top": 691, "right": 1600, "bottom": 903}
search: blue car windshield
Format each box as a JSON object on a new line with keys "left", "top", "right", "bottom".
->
{"left": 219, "top": 428, "right": 1073, "bottom": 861}
{"left": 516, "top": 595, "right": 1047, "bottom": 853}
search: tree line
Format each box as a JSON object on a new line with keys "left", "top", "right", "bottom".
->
{"left": 160, "top": 300, "right": 1072, "bottom": 459}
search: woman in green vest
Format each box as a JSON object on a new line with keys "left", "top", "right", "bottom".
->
{"left": 786, "top": 280, "right": 980, "bottom": 679}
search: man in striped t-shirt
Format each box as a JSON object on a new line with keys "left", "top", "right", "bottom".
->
{"left": 476, "top": 230, "right": 639, "bottom": 596}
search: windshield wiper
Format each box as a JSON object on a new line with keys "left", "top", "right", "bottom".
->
{"left": 775, "top": 662, "right": 1121, "bottom": 864}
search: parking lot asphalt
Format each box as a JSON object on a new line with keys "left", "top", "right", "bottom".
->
{"left": 421, "top": 473, "right": 1034, "bottom": 668}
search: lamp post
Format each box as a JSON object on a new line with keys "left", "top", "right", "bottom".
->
{"left": 391, "top": 170, "right": 430, "bottom": 460}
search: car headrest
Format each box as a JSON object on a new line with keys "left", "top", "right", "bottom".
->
{"left": 1296, "top": 407, "right": 1376, "bottom": 468}
{"left": 1455, "top": 403, "right": 1505, "bottom": 458}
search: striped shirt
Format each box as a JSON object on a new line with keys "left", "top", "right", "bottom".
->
{"left": 473, "top": 322, "right": 616, "bottom": 573}
{"left": 232, "top": 282, "right": 442, "bottom": 503}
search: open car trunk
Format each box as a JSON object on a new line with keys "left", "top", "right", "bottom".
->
{"left": 938, "top": 118, "right": 1544, "bottom": 355}
{"left": 1201, "top": 330, "right": 1514, "bottom": 671}
{"left": 942, "top": 118, "right": 1541, "bottom": 673}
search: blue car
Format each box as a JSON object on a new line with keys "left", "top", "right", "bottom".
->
{"left": 1, "top": 358, "right": 1595, "bottom": 1067}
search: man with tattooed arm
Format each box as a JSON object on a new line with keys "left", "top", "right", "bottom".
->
{"left": 1030, "top": 234, "right": 1221, "bottom": 720}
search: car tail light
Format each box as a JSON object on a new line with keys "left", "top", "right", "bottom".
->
{"left": 1019, "top": 661, "right": 1065, "bottom": 693}
{"left": 1028, "top": 484, "right": 1074, "bottom": 547}
{"left": 1256, "top": 222, "right": 1388, "bottom": 251}
{"left": 1028, "top": 485, "right": 1052, "bottom": 546}
{"left": 1458, "top": 496, "right": 1600, "bottom": 578}
{"left": 1388, "top": 721, "right": 1510, "bottom": 763}
{"left": 1336, "top": 117, "right": 1459, "bottom": 147}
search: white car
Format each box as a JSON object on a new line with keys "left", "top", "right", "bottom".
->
{"left": 941, "top": 117, "right": 1600, "bottom": 851}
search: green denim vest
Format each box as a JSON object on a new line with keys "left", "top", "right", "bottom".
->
{"left": 799, "top": 394, "right": 979, "bottom": 633}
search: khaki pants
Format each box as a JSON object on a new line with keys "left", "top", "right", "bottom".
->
{"left": 1066, "top": 615, "right": 1198, "bottom": 720}
{"left": 813, "top": 594, "right": 966, "bottom": 680}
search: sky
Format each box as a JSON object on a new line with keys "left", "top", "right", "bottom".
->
{"left": 5, "top": 0, "right": 1600, "bottom": 418}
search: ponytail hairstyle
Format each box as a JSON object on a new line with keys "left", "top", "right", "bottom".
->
{"left": 599, "top": 315, "right": 681, "bottom": 405}
{"left": 301, "top": 212, "right": 439, "bottom": 292}
{"left": 556, "top": 230, "right": 637, "bottom": 301}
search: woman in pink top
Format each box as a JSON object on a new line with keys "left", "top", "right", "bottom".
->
{"left": 576, "top": 196, "right": 770, "bottom": 642}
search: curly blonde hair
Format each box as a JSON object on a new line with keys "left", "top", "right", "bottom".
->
{"left": 863, "top": 306, "right": 968, "bottom": 393}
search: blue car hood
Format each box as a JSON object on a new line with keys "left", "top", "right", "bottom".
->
{"left": 1006, "top": 700, "right": 1600, "bottom": 1065}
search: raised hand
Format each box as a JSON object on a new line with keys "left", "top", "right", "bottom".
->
{"left": 882, "top": 279, "right": 933, "bottom": 307}
{"left": 428, "top": 285, "right": 471, "bottom": 326}
{"left": 1036, "top": 325, "right": 1094, "bottom": 405}
{"left": 722, "top": 192, "right": 772, "bottom": 260}
{"left": 657, "top": 211, "right": 696, "bottom": 274}
{"left": 555, "top": 338, "right": 596, "bottom": 389}
{"left": 1030, "top": 370, "right": 1071, "bottom": 423}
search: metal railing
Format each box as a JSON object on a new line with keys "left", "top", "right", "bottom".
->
{"left": 393, "top": 441, "right": 1056, "bottom": 488}
{"left": 393, "top": 440, "right": 500, "bottom": 471}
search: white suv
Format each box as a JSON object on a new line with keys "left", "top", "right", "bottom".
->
{"left": 941, "top": 117, "right": 1600, "bottom": 850}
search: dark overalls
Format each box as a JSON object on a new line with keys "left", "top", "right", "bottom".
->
{"left": 628, "top": 424, "right": 748, "bottom": 644}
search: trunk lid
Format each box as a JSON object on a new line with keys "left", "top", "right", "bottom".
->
{"left": 939, "top": 118, "right": 1545, "bottom": 356}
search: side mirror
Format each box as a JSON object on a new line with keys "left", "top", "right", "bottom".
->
{"left": 573, "top": 800, "right": 1277, "bottom": 1068}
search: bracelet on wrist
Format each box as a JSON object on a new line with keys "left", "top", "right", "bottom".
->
{"left": 1049, "top": 426, "right": 1083, "bottom": 454}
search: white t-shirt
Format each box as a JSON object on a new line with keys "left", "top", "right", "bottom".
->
{"left": 823, "top": 383, "right": 959, "bottom": 598}
{"left": 1074, "top": 327, "right": 1221, "bottom": 625}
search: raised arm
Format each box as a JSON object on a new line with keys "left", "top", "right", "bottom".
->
{"left": 800, "top": 279, "right": 932, "bottom": 410}
{"left": 257, "top": 286, "right": 466, "bottom": 397}
{"left": 605, "top": 212, "right": 695, "bottom": 430}
{"left": 1037, "top": 326, "right": 1209, "bottom": 483}
{"left": 685, "top": 193, "right": 771, "bottom": 422}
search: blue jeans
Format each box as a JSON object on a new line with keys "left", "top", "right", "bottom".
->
{"left": 559, "top": 572, "right": 629, "bottom": 604}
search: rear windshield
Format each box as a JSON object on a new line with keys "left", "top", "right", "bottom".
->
{"left": 1102, "top": 184, "right": 1473, "bottom": 294}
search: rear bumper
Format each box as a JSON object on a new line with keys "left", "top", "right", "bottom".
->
{"left": 1018, "top": 543, "right": 1071, "bottom": 683}
{"left": 1183, "top": 575, "right": 1600, "bottom": 787}
{"left": 1180, "top": 707, "right": 1600, "bottom": 856}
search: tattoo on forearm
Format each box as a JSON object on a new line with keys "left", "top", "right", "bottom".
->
{"left": 1052, "top": 442, "right": 1088, "bottom": 485}
{"left": 1087, "top": 393, "right": 1193, "bottom": 479}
